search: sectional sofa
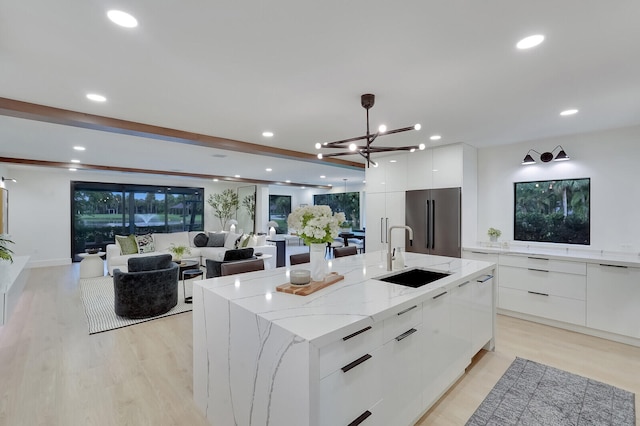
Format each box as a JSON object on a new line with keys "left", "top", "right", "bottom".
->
{"left": 106, "top": 231, "right": 276, "bottom": 275}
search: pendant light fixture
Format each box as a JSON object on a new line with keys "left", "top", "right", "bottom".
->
{"left": 315, "top": 94, "right": 425, "bottom": 168}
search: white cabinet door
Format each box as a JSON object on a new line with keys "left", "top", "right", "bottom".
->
{"left": 432, "top": 145, "right": 462, "bottom": 188}
{"left": 382, "top": 325, "right": 423, "bottom": 426}
{"left": 383, "top": 153, "right": 408, "bottom": 193}
{"left": 386, "top": 191, "right": 406, "bottom": 250}
{"left": 450, "top": 280, "right": 472, "bottom": 373}
{"left": 365, "top": 193, "right": 387, "bottom": 253}
{"left": 406, "top": 149, "right": 433, "bottom": 190}
{"left": 472, "top": 274, "right": 495, "bottom": 354}
{"left": 365, "top": 161, "right": 387, "bottom": 194}
{"left": 586, "top": 264, "right": 640, "bottom": 338}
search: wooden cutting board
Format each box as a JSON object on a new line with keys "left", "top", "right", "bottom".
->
{"left": 276, "top": 272, "right": 344, "bottom": 296}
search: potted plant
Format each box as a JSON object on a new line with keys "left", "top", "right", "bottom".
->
{"left": 207, "top": 189, "right": 239, "bottom": 230}
{"left": 168, "top": 243, "right": 191, "bottom": 263}
{"left": 487, "top": 227, "right": 501, "bottom": 242}
{"left": 0, "top": 234, "right": 14, "bottom": 263}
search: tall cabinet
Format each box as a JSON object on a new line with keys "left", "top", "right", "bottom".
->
{"left": 365, "top": 143, "right": 477, "bottom": 252}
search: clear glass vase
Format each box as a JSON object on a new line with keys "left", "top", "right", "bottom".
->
{"left": 309, "top": 243, "right": 327, "bottom": 282}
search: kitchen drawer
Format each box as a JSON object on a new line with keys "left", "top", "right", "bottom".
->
{"left": 462, "top": 250, "right": 499, "bottom": 264}
{"left": 499, "top": 287, "right": 586, "bottom": 326}
{"left": 382, "top": 303, "right": 422, "bottom": 342}
{"left": 499, "top": 254, "right": 586, "bottom": 275}
{"left": 499, "top": 266, "right": 586, "bottom": 300}
{"left": 319, "top": 323, "right": 383, "bottom": 379}
{"left": 318, "top": 347, "right": 382, "bottom": 426}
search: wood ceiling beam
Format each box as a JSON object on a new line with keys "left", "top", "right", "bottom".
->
{"left": 0, "top": 97, "right": 364, "bottom": 171}
{"left": 0, "top": 156, "right": 332, "bottom": 189}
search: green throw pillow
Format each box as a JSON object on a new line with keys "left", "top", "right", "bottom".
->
{"left": 116, "top": 234, "right": 139, "bottom": 255}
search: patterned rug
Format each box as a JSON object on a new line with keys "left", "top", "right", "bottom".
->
{"left": 466, "top": 357, "right": 635, "bottom": 425}
{"left": 79, "top": 275, "right": 192, "bottom": 334}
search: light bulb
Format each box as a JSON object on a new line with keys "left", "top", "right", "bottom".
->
{"left": 315, "top": 143, "right": 321, "bottom": 149}
{"left": 419, "top": 143, "right": 426, "bottom": 150}
{"left": 378, "top": 124, "right": 387, "bottom": 133}
{"left": 414, "top": 124, "right": 421, "bottom": 130}
{"left": 317, "top": 153, "right": 323, "bottom": 159}
{"left": 349, "top": 143, "right": 357, "bottom": 151}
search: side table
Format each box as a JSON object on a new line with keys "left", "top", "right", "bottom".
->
{"left": 182, "top": 269, "right": 203, "bottom": 304}
{"left": 78, "top": 252, "right": 106, "bottom": 278}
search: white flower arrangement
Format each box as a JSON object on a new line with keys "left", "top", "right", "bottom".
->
{"left": 287, "top": 205, "right": 346, "bottom": 246}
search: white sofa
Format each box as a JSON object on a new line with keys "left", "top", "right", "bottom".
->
{"left": 106, "top": 231, "right": 276, "bottom": 275}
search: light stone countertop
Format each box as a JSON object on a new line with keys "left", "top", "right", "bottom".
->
{"left": 194, "top": 250, "right": 495, "bottom": 346}
{"left": 464, "top": 243, "right": 640, "bottom": 267}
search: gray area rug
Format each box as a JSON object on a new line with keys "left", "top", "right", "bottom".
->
{"left": 467, "top": 357, "right": 635, "bottom": 426}
{"left": 79, "top": 275, "right": 192, "bottom": 334}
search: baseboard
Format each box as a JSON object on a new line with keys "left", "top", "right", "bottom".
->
{"left": 28, "top": 258, "right": 72, "bottom": 268}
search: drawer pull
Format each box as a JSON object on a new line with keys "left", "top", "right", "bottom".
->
{"left": 432, "top": 291, "right": 448, "bottom": 299}
{"left": 471, "top": 251, "right": 488, "bottom": 255}
{"left": 528, "top": 268, "right": 549, "bottom": 273}
{"left": 342, "top": 326, "right": 372, "bottom": 341}
{"left": 476, "top": 274, "right": 494, "bottom": 283}
{"left": 458, "top": 281, "right": 470, "bottom": 288}
{"left": 599, "top": 263, "right": 628, "bottom": 269}
{"left": 528, "top": 291, "right": 549, "bottom": 297}
{"left": 341, "top": 354, "right": 372, "bottom": 373}
{"left": 397, "top": 305, "right": 418, "bottom": 316}
{"left": 528, "top": 256, "right": 549, "bottom": 261}
{"left": 347, "top": 410, "right": 372, "bottom": 426}
{"left": 395, "top": 328, "right": 418, "bottom": 342}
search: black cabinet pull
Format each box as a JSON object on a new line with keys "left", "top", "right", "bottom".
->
{"left": 397, "top": 305, "right": 418, "bottom": 316}
{"left": 528, "top": 268, "right": 549, "bottom": 273}
{"left": 395, "top": 328, "right": 418, "bottom": 342}
{"left": 347, "top": 410, "right": 372, "bottom": 426}
{"left": 341, "top": 354, "right": 372, "bottom": 373}
{"left": 432, "top": 291, "right": 447, "bottom": 299}
{"left": 528, "top": 291, "right": 549, "bottom": 297}
{"left": 599, "top": 263, "right": 628, "bottom": 269}
{"left": 476, "top": 274, "right": 494, "bottom": 283}
{"left": 342, "top": 326, "right": 372, "bottom": 341}
{"left": 528, "top": 256, "right": 549, "bottom": 261}
{"left": 458, "top": 281, "right": 470, "bottom": 288}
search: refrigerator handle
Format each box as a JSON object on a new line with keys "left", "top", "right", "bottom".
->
{"left": 425, "top": 200, "right": 430, "bottom": 249}
{"left": 431, "top": 200, "right": 435, "bottom": 249}
{"left": 380, "top": 218, "right": 384, "bottom": 244}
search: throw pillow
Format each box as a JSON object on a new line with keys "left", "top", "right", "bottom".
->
{"left": 135, "top": 233, "right": 155, "bottom": 253}
{"left": 224, "top": 232, "right": 241, "bottom": 249}
{"left": 207, "top": 232, "right": 226, "bottom": 247}
{"left": 240, "top": 234, "right": 251, "bottom": 248}
{"left": 193, "top": 232, "right": 209, "bottom": 247}
{"left": 116, "top": 235, "right": 139, "bottom": 255}
{"left": 223, "top": 248, "right": 254, "bottom": 261}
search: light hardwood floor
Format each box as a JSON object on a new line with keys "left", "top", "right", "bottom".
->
{"left": 1, "top": 265, "right": 638, "bottom": 425}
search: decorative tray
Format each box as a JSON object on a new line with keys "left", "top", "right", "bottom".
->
{"left": 276, "top": 272, "right": 344, "bottom": 296}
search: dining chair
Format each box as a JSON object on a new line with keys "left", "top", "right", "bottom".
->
{"left": 333, "top": 245, "right": 358, "bottom": 258}
{"left": 220, "top": 258, "right": 265, "bottom": 276}
{"left": 290, "top": 252, "right": 310, "bottom": 265}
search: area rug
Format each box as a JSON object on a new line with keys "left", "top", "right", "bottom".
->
{"left": 79, "top": 275, "right": 193, "bottom": 334}
{"left": 466, "top": 357, "right": 635, "bottom": 425}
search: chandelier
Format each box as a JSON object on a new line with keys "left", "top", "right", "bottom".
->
{"left": 315, "top": 94, "right": 425, "bottom": 167}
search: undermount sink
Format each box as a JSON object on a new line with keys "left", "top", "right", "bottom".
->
{"left": 376, "top": 268, "right": 451, "bottom": 288}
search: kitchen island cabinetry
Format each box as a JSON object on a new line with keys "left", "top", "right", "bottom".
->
{"left": 193, "top": 252, "right": 495, "bottom": 426}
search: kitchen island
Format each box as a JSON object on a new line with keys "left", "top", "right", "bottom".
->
{"left": 193, "top": 251, "right": 496, "bottom": 426}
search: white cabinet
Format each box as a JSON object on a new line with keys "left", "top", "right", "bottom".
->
{"left": 432, "top": 144, "right": 463, "bottom": 189}
{"left": 449, "top": 279, "right": 473, "bottom": 373}
{"left": 472, "top": 274, "right": 495, "bottom": 354}
{"left": 406, "top": 149, "right": 433, "bottom": 190}
{"left": 365, "top": 153, "right": 407, "bottom": 194}
{"left": 365, "top": 191, "right": 405, "bottom": 253}
{"left": 498, "top": 254, "right": 587, "bottom": 326}
{"left": 586, "top": 263, "right": 640, "bottom": 338}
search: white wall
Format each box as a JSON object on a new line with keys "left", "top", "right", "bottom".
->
{"left": 4, "top": 166, "right": 243, "bottom": 267}
{"left": 476, "top": 125, "right": 640, "bottom": 252}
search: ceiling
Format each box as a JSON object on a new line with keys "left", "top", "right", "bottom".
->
{"left": 1, "top": 1, "right": 640, "bottom": 187}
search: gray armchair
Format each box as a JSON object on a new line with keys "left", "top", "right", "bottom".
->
{"left": 113, "top": 254, "right": 178, "bottom": 319}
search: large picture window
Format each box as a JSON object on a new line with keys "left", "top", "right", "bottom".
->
{"left": 514, "top": 178, "right": 590, "bottom": 245}
{"left": 269, "top": 195, "right": 291, "bottom": 234}
{"left": 72, "top": 182, "right": 204, "bottom": 259}
{"left": 313, "top": 192, "right": 360, "bottom": 229}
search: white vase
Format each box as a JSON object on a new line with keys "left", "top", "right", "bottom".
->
{"left": 309, "top": 243, "right": 327, "bottom": 282}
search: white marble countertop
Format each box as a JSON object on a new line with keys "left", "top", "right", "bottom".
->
{"left": 194, "top": 251, "right": 495, "bottom": 346}
{"left": 464, "top": 243, "right": 640, "bottom": 267}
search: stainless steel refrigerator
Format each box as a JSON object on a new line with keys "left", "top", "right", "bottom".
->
{"left": 405, "top": 188, "right": 461, "bottom": 258}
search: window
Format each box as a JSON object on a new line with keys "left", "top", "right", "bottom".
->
{"left": 514, "top": 178, "right": 590, "bottom": 245}
{"left": 314, "top": 192, "right": 361, "bottom": 229}
{"left": 72, "top": 182, "right": 204, "bottom": 258}
{"left": 268, "top": 195, "right": 291, "bottom": 234}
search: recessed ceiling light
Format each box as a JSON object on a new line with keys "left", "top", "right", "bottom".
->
{"left": 285, "top": 180, "right": 291, "bottom": 183}
{"left": 86, "top": 93, "right": 106, "bottom": 102}
{"left": 234, "top": 175, "right": 240, "bottom": 178}
{"left": 71, "top": 159, "right": 80, "bottom": 163}
{"left": 262, "top": 131, "right": 274, "bottom": 137}
{"left": 389, "top": 160, "right": 397, "bottom": 163}
{"left": 517, "top": 34, "right": 544, "bottom": 49}
{"left": 301, "top": 186, "right": 306, "bottom": 189}
{"left": 266, "top": 168, "right": 272, "bottom": 172}
{"left": 69, "top": 168, "right": 77, "bottom": 172}
{"left": 73, "top": 146, "right": 86, "bottom": 151}
{"left": 213, "top": 178, "right": 219, "bottom": 182}
{"left": 107, "top": 10, "right": 138, "bottom": 28}
{"left": 560, "top": 109, "right": 579, "bottom": 116}
{"left": 430, "top": 135, "right": 441, "bottom": 141}
{"left": 320, "top": 175, "right": 326, "bottom": 179}
{"left": 363, "top": 180, "right": 366, "bottom": 183}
